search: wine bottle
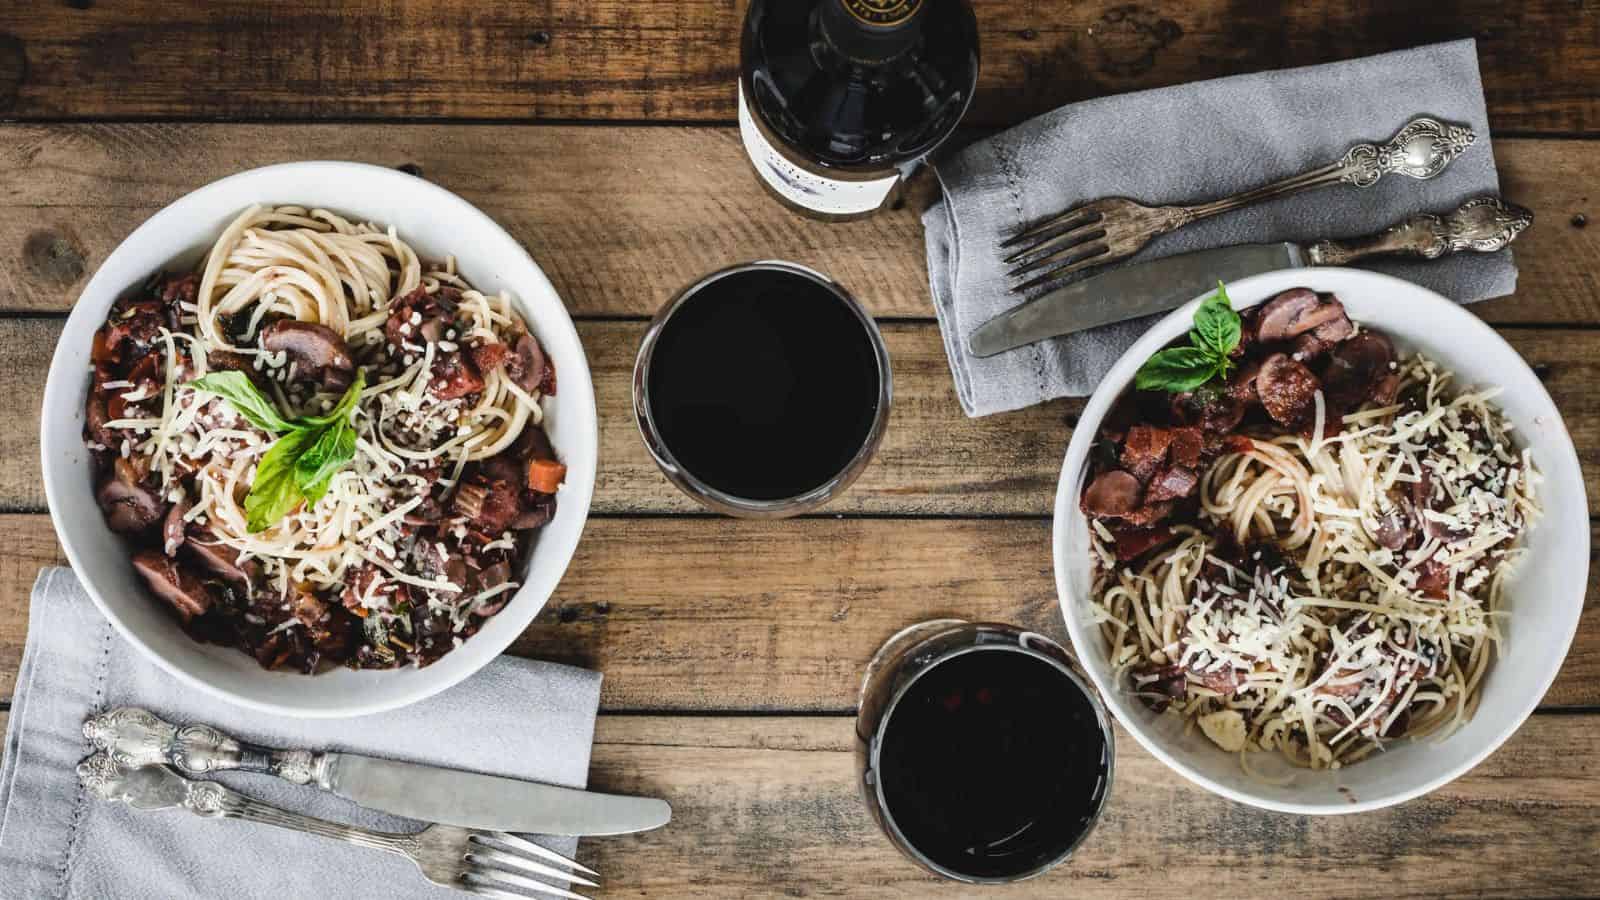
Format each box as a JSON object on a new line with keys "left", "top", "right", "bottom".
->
{"left": 738, "top": 0, "right": 979, "bottom": 220}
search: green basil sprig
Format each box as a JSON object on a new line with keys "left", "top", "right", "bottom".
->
{"left": 1134, "top": 282, "right": 1242, "bottom": 393}
{"left": 189, "top": 369, "right": 367, "bottom": 532}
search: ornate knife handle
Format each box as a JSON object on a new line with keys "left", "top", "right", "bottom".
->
{"left": 1306, "top": 197, "right": 1533, "bottom": 266}
{"left": 76, "top": 753, "right": 417, "bottom": 856}
{"left": 83, "top": 707, "right": 334, "bottom": 788}
{"left": 1184, "top": 116, "right": 1477, "bottom": 222}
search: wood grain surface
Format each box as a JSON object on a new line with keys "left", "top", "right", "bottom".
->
{"left": 1, "top": 706, "right": 1593, "bottom": 897}
{"left": 8, "top": 317, "right": 1600, "bottom": 517}
{"left": 3, "top": 4, "right": 1599, "bottom": 894}
{"left": 2, "top": 513, "right": 1596, "bottom": 711}
{"left": 0, "top": 125, "right": 1595, "bottom": 320}
{"left": 578, "top": 714, "right": 1600, "bottom": 899}
{"left": 1, "top": 2, "right": 1598, "bottom": 135}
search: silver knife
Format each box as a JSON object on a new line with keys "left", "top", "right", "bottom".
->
{"left": 84, "top": 707, "right": 671, "bottom": 837}
{"left": 968, "top": 197, "right": 1532, "bottom": 358}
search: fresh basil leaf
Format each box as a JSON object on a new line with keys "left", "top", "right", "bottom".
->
{"left": 300, "top": 371, "right": 366, "bottom": 427}
{"left": 295, "top": 421, "right": 357, "bottom": 506}
{"left": 1135, "top": 346, "right": 1220, "bottom": 393}
{"left": 243, "top": 427, "right": 321, "bottom": 532}
{"left": 1191, "top": 281, "right": 1241, "bottom": 359}
{"left": 189, "top": 371, "right": 295, "bottom": 434}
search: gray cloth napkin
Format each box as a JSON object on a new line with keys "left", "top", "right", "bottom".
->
{"left": 0, "top": 568, "right": 603, "bottom": 900}
{"left": 924, "top": 39, "right": 1515, "bottom": 417}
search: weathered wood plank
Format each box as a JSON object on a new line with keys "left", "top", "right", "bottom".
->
{"left": 2, "top": 514, "right": 1596, "bottom": 711}
{"left": 9, "top": 318, "right": 1600, "bottom": 517}
{"left": 0, "top": 125, "right": 1594, "bottom": 321}
{"left": 2, "top": 2, "right": 1598, "bottom": 134}
{"left": 0, "top": 709, "right": 1593, "bottom": 895}
{"left": 583, "top": 714, "right": 1600, "bottom": 898}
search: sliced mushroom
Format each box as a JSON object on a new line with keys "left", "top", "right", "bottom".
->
{"left": 101, "top": 300, "right": 168, "bottom": 362}
{"left": 511, "top": 491, "right": 557, "bottom": 530}
{"left": 97, "top": 458, "right": 165, "bottom": 533}
{"left": 186, "top": 533, "right": 253, "bottom": 585}
{"left": 1411, "top": 468, "right": 1468, "bottom": 542}
{"left": 505, "top": 333, "right": 555, "bottom": 395}
{"left": 1111, "top": 526, "right": 1175, "bottom": 561}
{"left": 260, "top": 320, "right": 356, "bottom": 392}
{"left": 1256, "top": 353, "right": 1321, "bottom": 427}
{"left": 131, "top": 549, "right": 213, "bottom": 623}
{"left": 1291, "top": 310, "right": 1355, "bottom": 360}
{"left": 473, "top": 559, "right": 513, "bottom": 597}
{"left": 1256, "top": 288, "right": 1348, "bottom": 343}
{"left": 163, "top": 497, "right": 192, "bottom": 555}
{"left": 1322, "top": 331, "right": 1397, "bottom": 410}
{"left": 1224, "top": 358, "right": 1262, "bottom": 403}
{"left": 1082, "top": 470, "right": 1143, "bottom": 517}
{"left": 205, "top": 349, "right": 273, "bottom": 393}
{"left": 85, "top": 381, "right": 114, "bottom": 447}
{"left": 1371, "top": 508, "right": 1413, "bottom": 550}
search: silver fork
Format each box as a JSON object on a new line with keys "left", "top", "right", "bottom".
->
{"left": 77, "top": 753, "right": 599, "bottom": 900}
{"left": 1000, "top": 116, "right": 1477, "bottom": 293}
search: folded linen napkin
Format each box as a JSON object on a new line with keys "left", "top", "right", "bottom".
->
{"left": 923, "top": 39, "right": 1515, "bottom": 417}
{"left": 0, "top": 568, "right": 602, "bottom": 900}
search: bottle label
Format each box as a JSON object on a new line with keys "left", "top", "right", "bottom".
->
{"left": 840, "top": 0, "right": 923, "bottom": 27}
{"left": 737, "top": 83, "right": 900, "bottom": 217}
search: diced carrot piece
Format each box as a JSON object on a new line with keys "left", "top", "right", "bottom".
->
{"left": 527, "top": 458, "right": 566, "bottom": 494}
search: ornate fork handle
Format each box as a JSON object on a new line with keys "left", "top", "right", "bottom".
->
{"left": 1183, "top": 116, "right": 1477, "bottom": 222}
{"left": 1307, "top": 197, "right": 1532, "bottom": 266}
{"left": 84, "top": 706, "right": 333, "bottom": 787}
{"left": 77, "top": 753, "right": 418, "bottom": 857}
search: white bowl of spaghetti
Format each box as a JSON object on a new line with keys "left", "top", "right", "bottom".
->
{"left": 40, "top": 162, "right": 597, "bottom": 718}
{"left": 1053, "top": 268, "right": 1587, "bottom": 814}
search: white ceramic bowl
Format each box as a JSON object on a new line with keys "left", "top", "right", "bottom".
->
{"left": 40, "top": 162, "right": 598, "bottom": 718}
{"left": 1053, "top": 268, "right": 1588, "bottom": 814}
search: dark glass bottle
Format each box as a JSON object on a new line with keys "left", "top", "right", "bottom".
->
{"left": 738, "top": 0, "right": 979, "bottom": 220}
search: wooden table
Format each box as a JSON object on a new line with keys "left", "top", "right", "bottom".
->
{"left": 2, "top": 3, "right": 1598, "bottom": 896}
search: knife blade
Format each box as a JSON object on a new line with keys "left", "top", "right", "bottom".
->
{"left": 325, "top": 752, "right": 672, "bottom": 836}
{"left": 83, "top": 706, "right": 672, "bottom": 837}
{"left": 967, "top": 242, "right": 1302, "bottom": 358}
{"left": 968, "top": 196, "right": 1533, "bottom": 358}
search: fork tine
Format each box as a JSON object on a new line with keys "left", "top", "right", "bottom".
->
{"left": 465, "top": 868, "right": 592, "bottom": 900}
{"left": 1003, "top": 220, "right": 1104, "bottom": 267}
{"left": 484, "top": 831, "right": 599, "bottom": 877}
{"left": 469, "top": 846, "right": 600, "bottom": 888}
{"left": 467, "top": 871, "right": 595, "bottom": 896}
{"left": 1009, "top": 244, "right": 1112, "bottom": 294}
{"left": 1000, "top": 201, "right": 1104, "bottom": 248}
{"left": 1006, "top": 229, "right": 1108, "bottom": 279}
{"left": 999, "top": 208, "right": 1098, "bottom": 252}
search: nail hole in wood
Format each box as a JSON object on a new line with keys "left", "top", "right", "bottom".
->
{"left": 529, "top": 31, "right": 552, "bottom": 48}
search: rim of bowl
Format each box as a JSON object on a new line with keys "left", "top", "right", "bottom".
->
{"left": 39, "top": 161, "right": 598, "bottom": 718}
{"left": 1051, "top": 267, "right": 1589, "bottom": 814}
